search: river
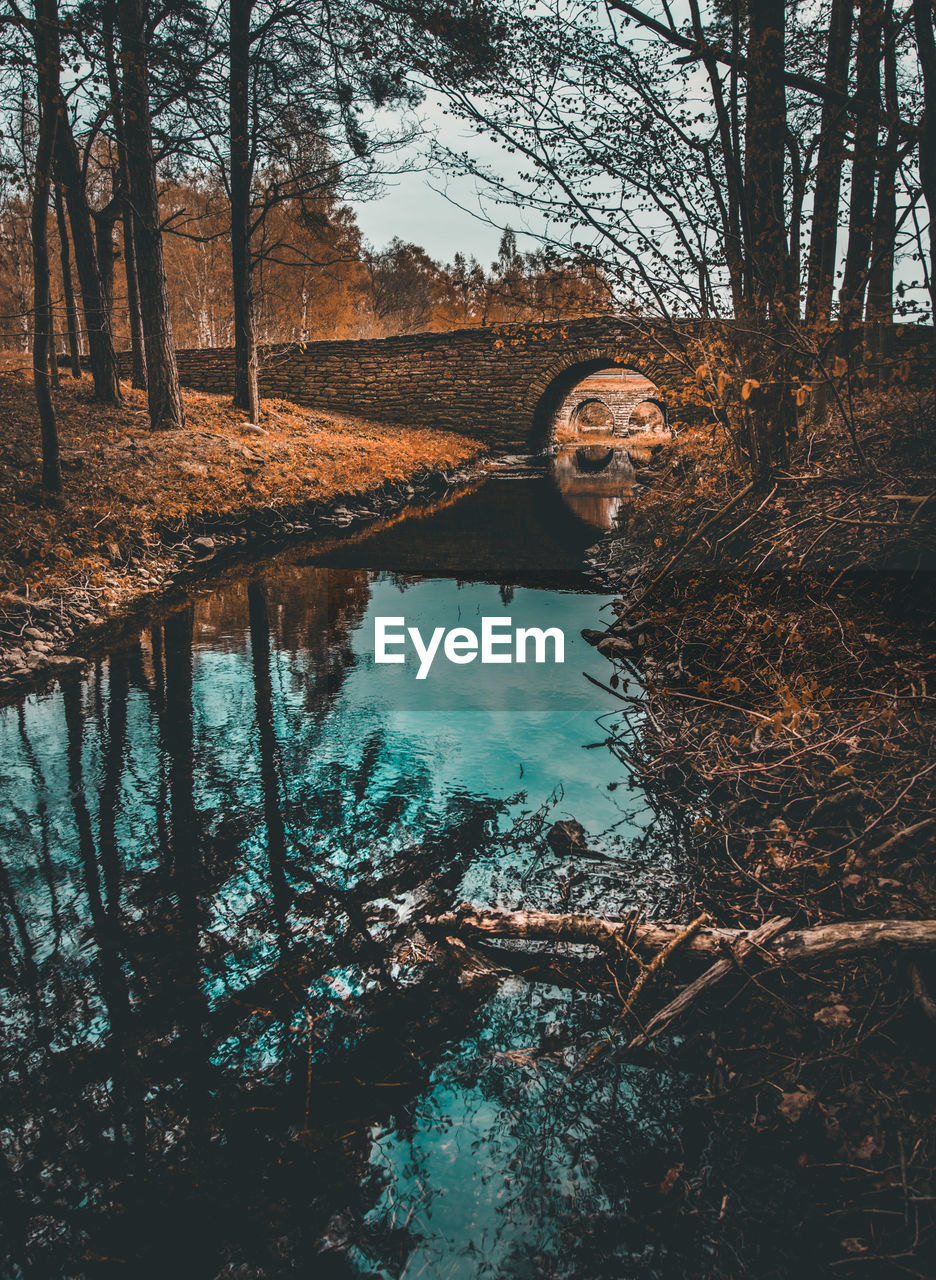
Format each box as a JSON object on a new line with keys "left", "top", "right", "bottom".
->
{"left": 0, "top": 451, "right": 702, "bottom": 1278}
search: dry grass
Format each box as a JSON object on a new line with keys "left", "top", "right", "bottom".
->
{"left": 0, "top": 368, "right": 481, "bottom": 603}
{"left": 553, "top": 421, "right": 670, "bottom": 448}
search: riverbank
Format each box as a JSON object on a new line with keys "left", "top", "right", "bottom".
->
{"left": 0, "top": 370, "right": 482, "bottom": 697}
{"left": 587, "top": 386, "right": 936, "bottom": 912}
{"left": 584, "top": 385, "right": 936, "bottom": 1271}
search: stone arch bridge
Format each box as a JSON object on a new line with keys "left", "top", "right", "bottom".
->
{"left": 117, "top": 318, "right": 933, "bottom": 452}
{"left": 121, "top": 318, "right": 706, "bottom": 452}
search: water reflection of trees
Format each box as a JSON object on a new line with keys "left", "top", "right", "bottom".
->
{"left": 361, "top": 975, "right": 695, "bottom": 1280}
{"left": 192, "top": 563, "right": 374, "bottom": 718}
{"left": 0, "top": 560, "right": 698, "bottom": 1278}
{"left": 0, "top": 576, "right": 507, "bottom": 1276}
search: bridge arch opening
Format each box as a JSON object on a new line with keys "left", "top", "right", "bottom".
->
{"left": 529, "top": 357, "right": 667, "bottom": 450}
{"left": 627, "top": 397, "right": 668, "bottom": 433}
{"left": 570, "top": 398, "right": 615, "bottom": 432}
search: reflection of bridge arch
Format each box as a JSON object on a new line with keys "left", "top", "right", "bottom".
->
{"left": 551, "top": 444, "right": 634, "bottom": 529}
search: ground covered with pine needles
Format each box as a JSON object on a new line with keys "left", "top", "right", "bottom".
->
{"left": 0, "top": 368, "right": 480, "bottom": 689}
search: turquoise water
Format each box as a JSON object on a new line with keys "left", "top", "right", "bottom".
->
{"left": 0, "top": 477, "right": 692, "bottom": 1278}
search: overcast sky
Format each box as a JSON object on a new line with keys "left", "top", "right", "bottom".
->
{"left": 348, "top": 94, "right": 544, "bottom": 267}
{"left": 350, "top": 168, "right": 505, "bottom": 266}
{"left": 351, "top": 87, "right": 933, "bottom": 322}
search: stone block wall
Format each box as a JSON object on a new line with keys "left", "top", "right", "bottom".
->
{"left": 114, "top": 320, "right": 934, "bottom": 452}
{"left": 116, "top": 318, "right": 698, "bottom": 451}
{"left": 556, "top": 386, "right": 668, "bottom": 434}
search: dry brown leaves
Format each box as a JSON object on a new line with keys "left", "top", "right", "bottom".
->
{"left": 0, "top": 369, "right": 480, "bottom": 603}
{"left": 588, "top": 382, "right": 936, "bottom": 1271}
{"left": 595, "top": 383, "right": 936, "bottom": 927}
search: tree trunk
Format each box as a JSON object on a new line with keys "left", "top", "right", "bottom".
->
{"left": 740, "top": 0, "right": 793, "bottom": 480}
{"left": 117, "top": 0, "right": 185, "bottom": 430}
{"left": 53, "top": 188, "right": 81, "bottom": 378}
{"left": 865, "top": 155, "right": 897, "bottom": 326}
{"left": 53, "top": 123, "right": 120, "bottom": 402}
{"left": 429, "top": 905, "right": 936, "bottom": 965}
{"left": 786, "top": 131, "right": 807, "bottom": 318}
{"left": 866, "top": 2, "right": 899, "bottom": 351}
{"left": 93, "top": 201, "right": 119, "bottom": 327}
{"left": 103, "top": 6, "right": 146, "bottom": 389}
{"left": 32, "top": 0, "right": 62, "bottom": 492}
{"left": 804, "top": 0, "right": 853, "bottom": 328}
{"left": 230, "top": 0, "right": 260, "bottom": 422}
{"left": 913, "top": 0, "right": 936, "bottom": 319}
{"left": 121, "top": 204, "right": 147, "bottom": 390}
{"left": 840, "top": 0, "right": 885, "bottom": 323}
{"left": 627, "top": 917, "right": 792, "bottom": 1050}
{"left": 742, "top": 0, "right": 791, "bottom": 322}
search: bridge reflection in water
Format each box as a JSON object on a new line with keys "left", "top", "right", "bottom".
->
{"left": 551, "top": 443, "right": 635, "bottom": 531}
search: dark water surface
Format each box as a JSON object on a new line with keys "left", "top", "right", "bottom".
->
{"left": 0, "top": 468, "right": 700, "bottom": 1278}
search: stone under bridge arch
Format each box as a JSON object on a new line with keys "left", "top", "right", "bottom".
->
{"left": 569, "top": 397, "right": 615, "bottom": 431}
{"left": 627, "top": 396, "right": 669, "bottom": 432}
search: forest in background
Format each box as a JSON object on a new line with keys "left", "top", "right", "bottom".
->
{"left": 0, "top": 183, "right": 613, "bottom": 352}
{"left": 1, "top": 0, "right": 935, "bottom": 485}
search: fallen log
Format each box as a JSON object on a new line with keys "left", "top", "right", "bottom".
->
{"left": 627, "top": 916, "right": 791, "bottom": 1050}
{"left": 571, "top": 913, "right": 709, "bottom": 1075}
{"left": 426, "top": 906, "right": 936, "bottom": 964}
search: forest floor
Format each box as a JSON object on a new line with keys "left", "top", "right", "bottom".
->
{"left": 0, "top": 368, "right": 481, "bottom": 696}
{"left": 4, "top": 358, "right": 936, "bottom": 1270}
{"left": 578, "top": 379, "right": 936, "bottom": 1273}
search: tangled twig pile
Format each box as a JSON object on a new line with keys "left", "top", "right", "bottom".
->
{"left": 588, "top": 386, "right": 936, "bottom": 928}
{"left": 575, "top": 382, "right": 936, "bottom": 1270}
